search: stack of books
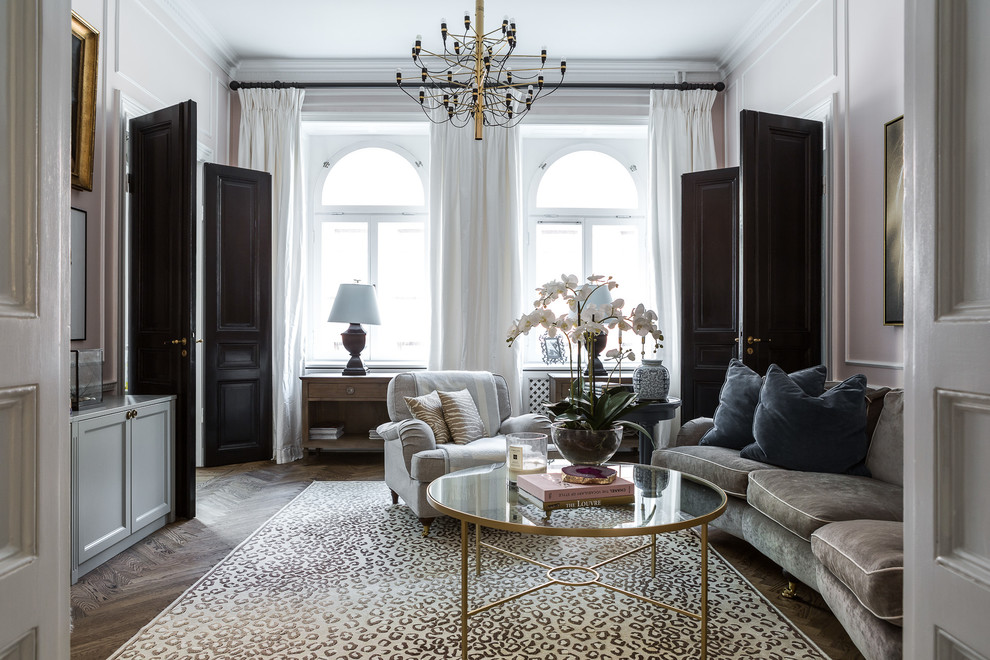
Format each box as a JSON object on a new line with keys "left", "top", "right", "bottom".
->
{"left": 516, "top": 471, "right": 635, "bottom": 511}
{"left": 310, "top": 423, "right": 345, "bottom": 441}
{"left": 368, "top": 428, "right": 383, "bottom": 440}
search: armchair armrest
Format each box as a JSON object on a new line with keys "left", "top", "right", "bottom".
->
{"left": 498, "top": 413, "right": 552, "bottom": 436}
{"left": 378, "top": 419, "right": 438, "bottom": 473}
{"left": 673, "top": 418, "right": 714, "bottom": 447}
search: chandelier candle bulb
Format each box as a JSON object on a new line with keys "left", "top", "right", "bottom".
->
{"left": 397, "top": 0, "right": 566, "bottom": 140}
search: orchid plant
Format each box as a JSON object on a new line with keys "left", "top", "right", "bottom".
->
{"left": 506, "top": 274, "right": 664, "bottom": 434}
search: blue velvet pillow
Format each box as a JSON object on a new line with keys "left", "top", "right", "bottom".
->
{"left": 740, "top": 365, "right": 870, "bottom": 475}
{"left": 700, "top": 360, "right": 827, "bottom": 450}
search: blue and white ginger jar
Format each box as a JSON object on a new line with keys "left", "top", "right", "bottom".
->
{"left": 632, "top": 358, "right": 670, "bottom": 401}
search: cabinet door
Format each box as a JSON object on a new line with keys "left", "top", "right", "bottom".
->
{"left": 130, "top": 401, "right": 173, "bottom": 531}
{"left": 74, "top": 411, "right": 131, "bottom": 564}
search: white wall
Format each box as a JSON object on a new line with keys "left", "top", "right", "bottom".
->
{"left": 722, "top": 0, "right": 905, "bottom": 387}
{"left": 69, "top": 0, "right": 233, "bottom": 388}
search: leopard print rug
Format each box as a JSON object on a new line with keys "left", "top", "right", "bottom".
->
{"left": 109, "top": 481, "right": 830, "bottom": 659}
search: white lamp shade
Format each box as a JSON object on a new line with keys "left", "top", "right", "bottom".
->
{"left": 327, "top": 283, "right": 382, "bottom": 325}
{"left": 569, "top": 283, "right": 613, "bottom": 319}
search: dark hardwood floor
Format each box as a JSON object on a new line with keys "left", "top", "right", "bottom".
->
{"left": 69, "top": 452, "right": 863, "bottom": 660}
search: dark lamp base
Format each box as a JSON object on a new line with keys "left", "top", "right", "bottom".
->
{"left": 340, "top": 323, "right": 370, "bottom": 376}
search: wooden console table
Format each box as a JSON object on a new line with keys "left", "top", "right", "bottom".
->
{"left": 300, "top": 372, "right": 398, "bottom": 453}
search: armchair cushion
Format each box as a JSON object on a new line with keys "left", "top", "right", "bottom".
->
{"left": 411, "top": 436, "right": 508, "bottom": 482}
{"left": 404, "top": 391, "right": 451, "bottom": 444}
{"left": 438, "top": 389, "right": 487, "bottom": 444}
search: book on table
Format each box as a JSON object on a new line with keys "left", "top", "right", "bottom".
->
{"left": 310, "top": 422, "right": 345, "bottom": 440}
{"left": 516, "top": 487, "right": 635, "bottom": 512}
{"left": 516, "top": 471, "right": 634, "bottom": 503}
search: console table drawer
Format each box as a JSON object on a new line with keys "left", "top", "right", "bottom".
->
{"left": 307, "top": 380, "right": 389, "bottom": 400}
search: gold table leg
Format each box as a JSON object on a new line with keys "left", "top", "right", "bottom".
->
{"left": 475, "top": 523, "right": 481, "bottom": 576}
{"left": 461, "top": 519, "right": 468, "bottom": 660}
{"left": 651, "top": 533, "right": 657, "bottom": 578}
{"left": 701, "top": 522, "right": 708, "bottom": 660}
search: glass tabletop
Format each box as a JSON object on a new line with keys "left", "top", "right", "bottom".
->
{"left": 427, "top": 462, "right": 727, "bottom": 537}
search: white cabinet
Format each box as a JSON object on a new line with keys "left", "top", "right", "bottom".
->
{"left": 71, "top": 395, "right": 174, "bottom": 583}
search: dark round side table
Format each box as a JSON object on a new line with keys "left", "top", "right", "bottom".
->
{"left": 623, "top": 397, "right": 682, "bottom": 463}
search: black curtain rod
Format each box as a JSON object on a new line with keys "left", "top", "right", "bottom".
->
{"left": 228, "top": 80, "right": 726, "bottom": 92}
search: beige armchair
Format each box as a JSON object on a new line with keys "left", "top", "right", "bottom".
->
{"left": 377, "top": 371, "right": 551, "bottom": 535}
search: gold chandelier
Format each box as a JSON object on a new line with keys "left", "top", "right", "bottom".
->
{"left": 396, "top": 0, "right": 566, "bottom": 140}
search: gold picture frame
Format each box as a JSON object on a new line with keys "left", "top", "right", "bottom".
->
{"left": 71, "top": 11, "right": 99, "bottom": 191}
{"left": 883, "top": 115, "right": 905, "bottom": 326}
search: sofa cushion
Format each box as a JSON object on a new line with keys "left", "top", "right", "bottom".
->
{"left": 409, "top": 435, "right": 507, "bottom": 482}
{"left": 653, "top": 446, "right": 776, "bottom": 498}
{"left": 439, "top": 389, "right": 487, "bottom": 444}
{"left": 404, "top": 391, "right": 451, "bottom": 444}
{"left": 700, "top": 360, "right": 827, "bottom": 450}
{"left": 866, "top": 390, "right": 904, "bottom": 486}
{"left": 812, "top": 520, "right": 904, "bottom": 626}
{"left": 747, "top": 469, "right": 903, "bottom": 541}
{"left": 741, "top": 368, "right": 869, "bottom": 475}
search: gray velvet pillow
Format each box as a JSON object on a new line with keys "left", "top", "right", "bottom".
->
{"left": 740, "top": 366, "right": 869, "bottom": 474}
{"left": 700, "top": 360, "right": 827, "bottom": 450}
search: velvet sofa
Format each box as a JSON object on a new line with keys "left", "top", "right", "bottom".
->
{"left": 652, "top": 386, "right": 904, "bottom": 660}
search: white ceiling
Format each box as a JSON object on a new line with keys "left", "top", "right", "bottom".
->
{"left": 190, "top": 0, "right": 777, "bottom": 65}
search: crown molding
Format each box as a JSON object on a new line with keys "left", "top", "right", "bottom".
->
{"left": 151, "top": 0, "right": 238, "bottom": 76}
{"left": 233, "top": 57, "right": 724, "bottom": 86}
{"left": 718, "top": 0, "right": 805, "bottom": 73}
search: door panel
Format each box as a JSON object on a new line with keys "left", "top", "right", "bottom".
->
{"left": 681, "top": 167, "right": 740, "bottom": 420}
{"left": 129, "top": 100, "right": 197, "bottom": 518}
{"left": 740, "top": 110, "right": 823, "bottom": 374}
{"left": 203, "top": 164, "right": 273, "bottom": 466}
{"left": 74, "top": 412, "right": 130, "bottom": 564}
{"left": 905, "top": 0, "right": 990, "bottom": 655}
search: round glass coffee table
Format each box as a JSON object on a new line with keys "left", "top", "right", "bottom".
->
{"left": 427, "top": 462, "right": 727, "bottom": 659}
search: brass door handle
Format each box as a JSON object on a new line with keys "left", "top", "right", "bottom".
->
{"left": 166, "top": 338, "right": 188, "bottom": 346}
{"left": 746, "top": 336, "right": 771, "bottom": 345}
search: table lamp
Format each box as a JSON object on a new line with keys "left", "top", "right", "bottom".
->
{"left": 327, "top": 282, "right": 382, "bottom": 375}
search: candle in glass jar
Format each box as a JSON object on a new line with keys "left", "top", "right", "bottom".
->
{"left": 507, "top": 444, "right": 547, "bottom": 482}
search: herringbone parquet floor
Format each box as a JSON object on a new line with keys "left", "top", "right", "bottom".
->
{"left": 69, "top": 452, "right": 863, "bottom": 660}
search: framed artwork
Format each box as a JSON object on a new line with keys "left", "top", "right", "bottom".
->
{"left": 539, "top": 332, "right": 567, "bottom": 365}
{"left": 70, "top": 208, "right": 87, "bottom": 340}
{"left": 71, "top": 11, "right": 99, "bottom": 191}
{"left": 883, "top": 115, "right": 904, "bottom": 326}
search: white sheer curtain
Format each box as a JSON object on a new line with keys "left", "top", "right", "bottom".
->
{"left": 429, "top": 119, "right": 523, "bottom": 413}
{"left": 237, "top": 88, "right": 306, "bottom": 464}
{"left": 647, "top": 89, "right": 718, "bottom": 446}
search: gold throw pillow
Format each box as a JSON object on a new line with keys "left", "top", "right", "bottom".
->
{"left": 404, "top": 391, "right": 451, "bottom": 444}
{"left": 438, "top": 389, "right": 487, "bottom": 445}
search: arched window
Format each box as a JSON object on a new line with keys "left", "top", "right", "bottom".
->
{"left": 322, "top": 147, "right": 425, "bottom": 207}
{"left": 522, "top": 132, "right": 649, "bottom": 367}
{"left": 308, "top": 133, "right": 430, "bottom": 367}
{"left": 536, "top": 150, "right": 638, "bottom": 209}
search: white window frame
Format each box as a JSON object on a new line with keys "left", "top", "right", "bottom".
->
{"left": 304, "top": 123, "right": 430, "bottom": 369}
{"left": 520, "top": 125, "right": 649, "bottom": 370}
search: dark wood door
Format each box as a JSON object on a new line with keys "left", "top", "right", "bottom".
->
{"left": 202, "top": 164, "right": 273, "bottom": 466}
{"left": 740, "top": 109, "right": 823, "bottom": 373}
{"left": 680, "top": 167, "right": 740, "bottom": 420}
{"left": 129, "top": 100, "right": 197, "bottom": 518}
